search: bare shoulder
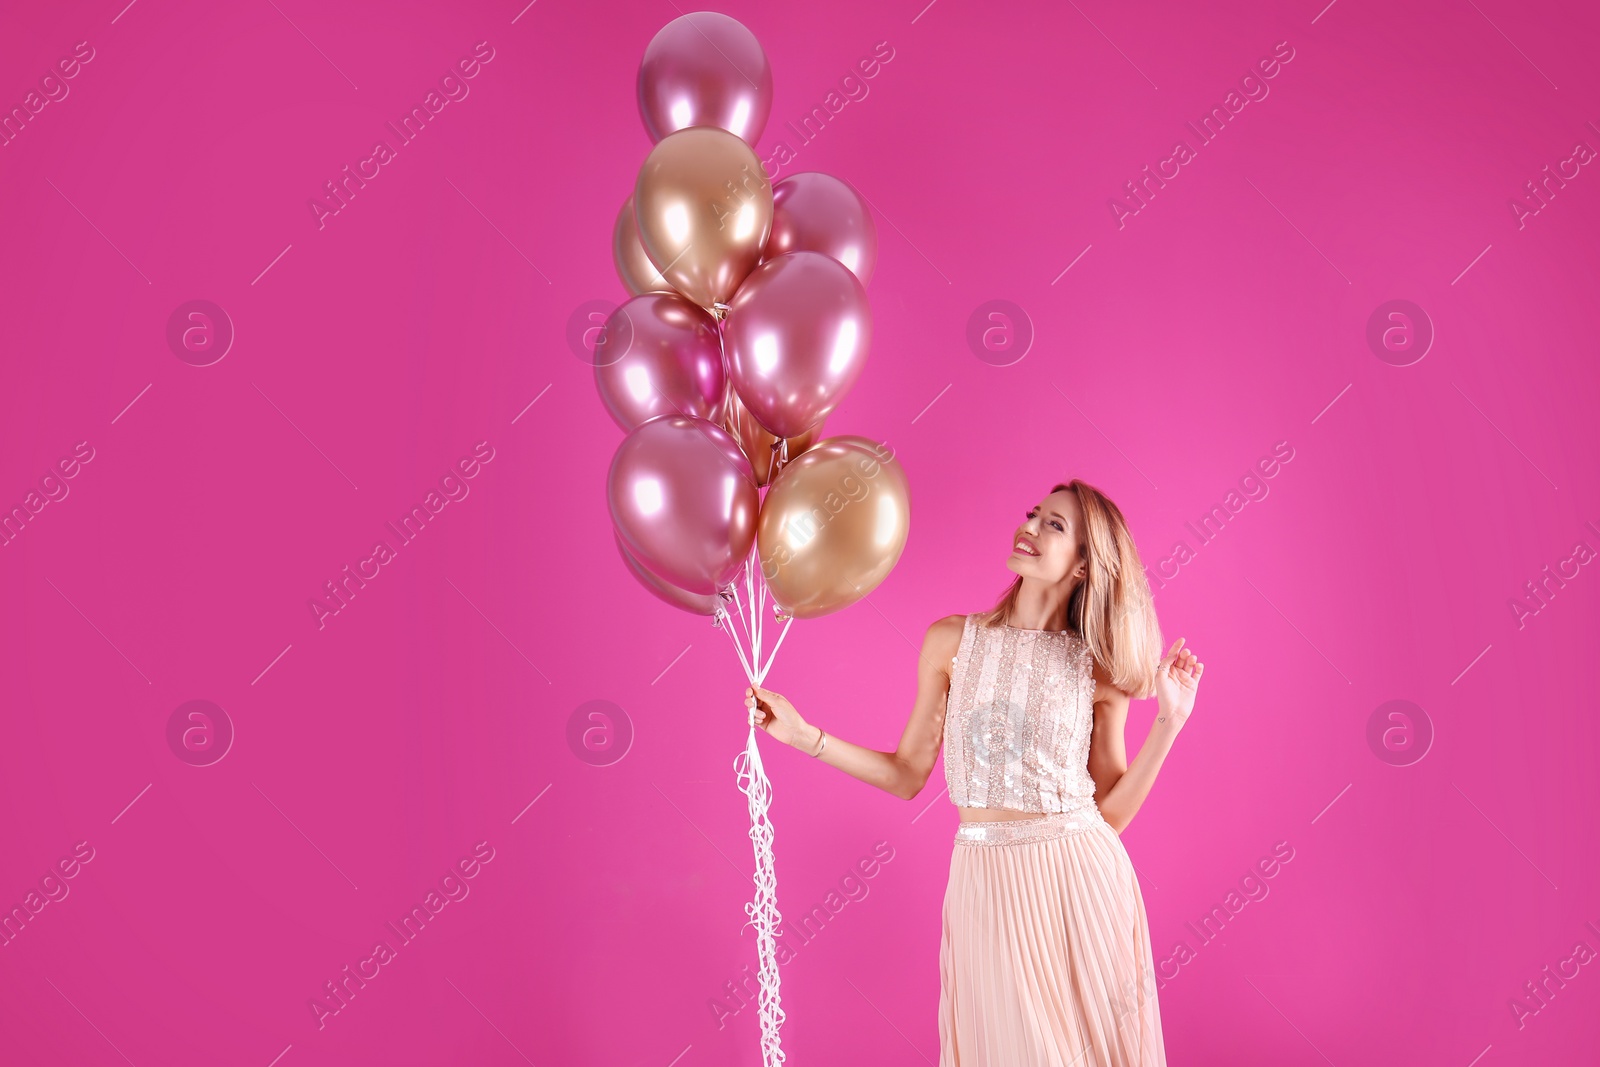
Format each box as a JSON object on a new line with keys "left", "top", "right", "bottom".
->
{"left": 921, "top": 614, "right": 968, "bottom": 679}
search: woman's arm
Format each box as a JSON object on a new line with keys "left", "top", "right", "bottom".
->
{"left": 744, "top": 614, "right": 964, "bottom": 801}
{"left": 1087, "top": 638, "right": 1204, "bottom": 833}
{"left": 1088, "top": 695, "right": 1180, "bottom": 833}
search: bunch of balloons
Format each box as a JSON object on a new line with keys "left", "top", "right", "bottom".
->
{"left": 595, "top": 13, "right": 911, "bottom": 1065}
{"left": 602, "top": 16, "right": 910, "bottom": 627}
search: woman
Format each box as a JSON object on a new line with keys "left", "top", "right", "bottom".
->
{"left": 744, "top": 480, "right": 1203, "bottom": 1066}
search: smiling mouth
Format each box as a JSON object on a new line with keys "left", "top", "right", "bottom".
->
{"left": 1012, "top": 538, "right": 1039, "bottom": 557}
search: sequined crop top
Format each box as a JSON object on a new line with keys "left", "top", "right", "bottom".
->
{"left": 942, "top": 613, "right": 1099, "bottom": 815}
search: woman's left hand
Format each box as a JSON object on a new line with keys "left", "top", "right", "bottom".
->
{"left": 1154, "top": 638, "right": 1203, "bottom": 729}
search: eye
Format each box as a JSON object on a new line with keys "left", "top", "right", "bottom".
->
{"left": 1051, "top": 520, "right": 1063, "bottom": 531}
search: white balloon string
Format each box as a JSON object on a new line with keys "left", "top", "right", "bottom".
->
{"left": 722, "top": 550, "right": 788, "bottom": 1066}
{"left": 733, "top": 692, "right": 786, "bottom": 1066}
{"left": 756, "top": 556, "right": 767, "bottom": 635}
{"left": 745, "top": 546, "right": 762, "bottom": 669}
{"left": 757, "top": 616, "right": 794, "bottom": 683}
{"left": 720, "top": 597, "right": 757, "bottom": 681}
{"left": 729, "top": 565, "right": 756, "bottom": 654}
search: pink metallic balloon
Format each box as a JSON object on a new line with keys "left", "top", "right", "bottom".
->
{"left": 614, "top": 530, "right": 725, "bottom": 615}
{"left": 607, "top": 415, "right": 759, "bottom": 595}
{"left": 637, "top": 12, "right": 773, "bottom": 145}
{"left": 765, "top": 173, "right": 878, "bottom": 286}
{"left": 593, "top": 293, "right": 725, "bottom": 432}
{"left": 723, "top": 251, "right": 872, "bottom": 440}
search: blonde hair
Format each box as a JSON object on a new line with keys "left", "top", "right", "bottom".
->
{"left": 976, "top": 480, "right": 1163, "bottom": 699}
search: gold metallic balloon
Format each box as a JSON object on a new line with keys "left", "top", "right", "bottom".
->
{"left": 722, "top": 382, "right": 823, "bottom": 487}
{"left": 634, "top": 126, "right": 773, "bottom": 311}
{"left": 611, "top": 194, "right": 673, "bottom": 296}
{"left": 757, "top": 435, "right": 910, "bottom": 620}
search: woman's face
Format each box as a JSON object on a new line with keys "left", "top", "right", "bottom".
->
{"left": 1006, "top": 489, "right": 1085, "bottom": 585}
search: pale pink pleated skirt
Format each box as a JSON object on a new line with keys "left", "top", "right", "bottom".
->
{"left": 938, "top": 807, "right": 1166, "bottom": 1066}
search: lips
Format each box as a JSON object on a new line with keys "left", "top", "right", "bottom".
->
{"left": 1013, "top": 536, "right": 1039, "bottom": 557}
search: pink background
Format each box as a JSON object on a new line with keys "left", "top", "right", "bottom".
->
{"left": 3, "top": 0, "right": 1598, "bottom": 1064}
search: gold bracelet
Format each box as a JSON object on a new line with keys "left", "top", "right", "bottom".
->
{"left": 810, "top": 727, "right": 827, "bottom": 757}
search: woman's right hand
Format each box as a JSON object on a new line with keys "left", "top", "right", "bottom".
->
{"left": 745, "top": 685, "right": 815, "bottom": 751}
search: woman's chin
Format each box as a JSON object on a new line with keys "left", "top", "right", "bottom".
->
{"left": 1007, "top": 554, "right": 1046, "bottom": 577}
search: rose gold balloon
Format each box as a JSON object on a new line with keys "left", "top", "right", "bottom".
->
{"left": 614, "top": 531, "right": 725, "bottom": 616}
{"left": 757, "top": 435, "right": 910, "bottom": 620}
{"left": 593, "top": 292, "right": 724, "bottom": 432}
{"left": 766, "top": 172, "right": 878, "bottom": 286}
{"left": 637, "top": 12, "right": 773, "bottom": 145}
{"left": 608, "top": 414, "right": 758, "bottom": 595}
{"left": 723, "top": 250, "right": 871, "bottom": 440}
{"left": 635, "top": 126, "right": 773, "bottom": 311}
{"left": 722, "top": 383, "right": 823, "bottom": 487}
{"left": 612, "top": 194, "right": 673, "bottom": 296}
